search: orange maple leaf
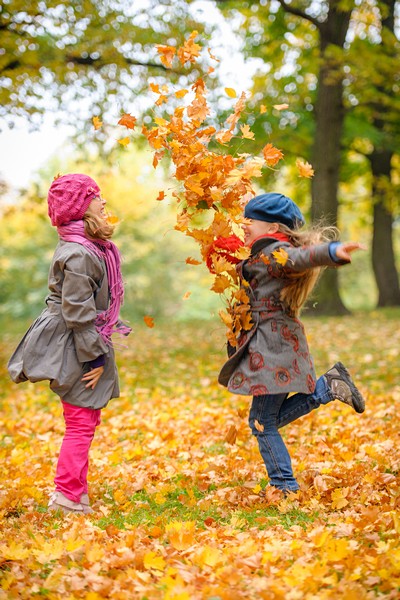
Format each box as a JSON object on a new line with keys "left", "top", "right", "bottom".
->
{"left": 156, "top": 191, "right": 165, "bottom": 201}
{"left": 143, "top": 316, "right": 155, "bottom": 328}
{"left": 186, "top": 257, "right": 202, "bottom": 265}
{"left": 156, "top": 44, "right": 176, "bottom": 68}
{"left": 263, "top": 143, "right": 284, "bottom": 167}
{"left": 177, "top": 31, "right": 201, "bottom": 65}
{"left": 296, "top": 158, "right": 315, "bottom": 178}
{"left": 118, "top": 114, "right": 137, "bottom": 130}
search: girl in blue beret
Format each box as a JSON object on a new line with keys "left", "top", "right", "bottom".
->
{"left": 218, "top": 192, "right": 365, "bottom": 495}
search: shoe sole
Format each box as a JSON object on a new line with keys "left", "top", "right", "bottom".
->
{"left": 335, "top": 362, "right": 365, "bottom": 414}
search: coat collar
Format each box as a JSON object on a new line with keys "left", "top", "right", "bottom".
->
{"left": 250, "top": 236, "right": 281, "bottom": 256}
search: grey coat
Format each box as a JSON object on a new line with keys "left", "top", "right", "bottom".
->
{"left": 218, "top": 237, "right": 346, "bottom": 396}
{"left": 8, "top": 241, "right": 119, "bottom": 409}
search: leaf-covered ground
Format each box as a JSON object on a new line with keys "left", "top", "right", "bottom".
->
{"left": 1, "top": 310, "right": 399, "bottom": 599}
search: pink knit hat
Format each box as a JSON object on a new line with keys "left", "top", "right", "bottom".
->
{"left": 47, "top": 173, "right": 101, "bottom": 226}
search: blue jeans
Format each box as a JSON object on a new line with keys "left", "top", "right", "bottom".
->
{"left": 249, "top": 376, "right": 333, "bottom": 492}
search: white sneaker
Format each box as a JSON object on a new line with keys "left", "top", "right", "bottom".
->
{"left": 80, "top": 493, "right": 94, "bottom": 514}
{"left": 48, "top": 491, "right": 84, "bottom": 514}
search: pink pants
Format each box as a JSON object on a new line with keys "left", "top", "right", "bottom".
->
{"left": 54, "top": 401, "right": 101, "bottom": 503}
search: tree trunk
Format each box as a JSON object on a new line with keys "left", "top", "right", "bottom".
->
{"left": 368, "top": 0, "right": 400, "bottom": 307}
{"left": 369, "top": 150, "right": 400, "bottom": 306}
{"left": 309, "top": 4, "right": 353, "bottom": 315}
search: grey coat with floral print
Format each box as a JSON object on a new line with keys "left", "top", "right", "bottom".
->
{"left": 218, "top": 237, "right": 346, "bottom": 396}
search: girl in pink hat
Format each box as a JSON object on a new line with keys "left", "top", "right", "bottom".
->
{"left": 8, "top": 173, "right": 131, "bottom": 514}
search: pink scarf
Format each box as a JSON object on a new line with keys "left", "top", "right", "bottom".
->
{"left": 57, "top": 221, "right": 130, "bottom": 345}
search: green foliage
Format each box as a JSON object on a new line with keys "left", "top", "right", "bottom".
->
{"left": 0, "top": 0, "right": 206, "bottom": 128}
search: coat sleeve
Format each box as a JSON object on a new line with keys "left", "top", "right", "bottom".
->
{"left": 61, "top": 250, "right": 109, "bottom": 362}
{"left": 264, "top": 241, "right": 348, "bottom": 276}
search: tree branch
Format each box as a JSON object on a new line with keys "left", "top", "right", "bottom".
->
{"left": 276, "top": 0, "right": 322, "bottom": 30}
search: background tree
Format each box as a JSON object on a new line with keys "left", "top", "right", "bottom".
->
{"left": 347, "top": 0, "right": 400, "bottom": 306}
{"left": 214, "top": 0, "right": 399, "bottom": 312}
{"left": 0, "top": 0, "right": 205, "bottom": 128}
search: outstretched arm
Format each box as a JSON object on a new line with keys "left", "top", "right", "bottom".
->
{"left": 335, "top": 242, "right": 366, "bottom": 262}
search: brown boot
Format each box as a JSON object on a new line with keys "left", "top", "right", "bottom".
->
{"left": 324, "top": 362, "right": 365, "bottom": 414}
{"left": 48, "top": 491, "right": 85, "bottom": 514}
{"left": 80, "top": 493, "right": 94, "bottom": 514}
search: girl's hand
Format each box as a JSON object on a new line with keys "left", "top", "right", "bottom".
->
{"left": 82, "top": 366, "right": 104, "bottom": 389}
{"left": 336, "top": 242, "right": 366, "bottom": 262}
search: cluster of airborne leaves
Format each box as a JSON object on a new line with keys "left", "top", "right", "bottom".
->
{"left": 1, "top": 313, "right": 400, "bottom": 599}
{"left": 93, "top": 31, "right": 313, "bottom": 346}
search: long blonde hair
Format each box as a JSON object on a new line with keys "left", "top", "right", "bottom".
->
{"left": 277, "top": 222, "right": 339, "bottom": 316}
{"left": 83, "top": 209, "right": 115, "bottom": 241}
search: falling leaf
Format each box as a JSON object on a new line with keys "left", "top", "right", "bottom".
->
{"left": 240, "top": 124, "right": 255, "bottom": 140}
{"left": 156, "top": 191, "right": 165, "bottom": 201}
{"left": 296, "top": 158, "right": 315, "bottom": 178}
{"left": 92, "top": 116, "right": 102, "bottom": 130}
{"left": 263, "top": 143, "right": 284, "bottom": 167}
{"left": 117, "top": 137, "right": 130, "bottom": 147}
{"left": 182, "top": 291, "right": 191, "bottom": 300}
{"left": 272, "top": 248, "right": 289, "bottom": 266}
{"left": 149, "top": 82, "right": 160, "bottom": 93}
{"left": 208, "top": 48, "right": 220, "bottom": 62}
{"left": 225, "top": 87, "right": 237, "bottom": 98}
{"left": 254, "top": 419, "right": 264, "bottom": 432}
{"left": 175, "top": 89, "right": 189, "bottom": 99}
{"left": 225, "top": 425, "right": 237, "bottom": 444}
{"left": 118, "top": 113, "right": 137, "bottom": 129}
{"left": 143, "top": 315, "right": 155, "bottom": 328}
{"left": 106, "top": 214, "right": 119, "bottom": 225}
{"left": 156, "top": 44, "right": 176, "bottom": 68}
{"left": 177, "top": 30, "right": 201, "bottom": 65}
{"left": 186, "top": 257, "right": 202, "bottom": 265}
{"left": 260, "top": 105, "right": 267, "bottom": 114}
{"left": 273, "top": 103, "right": 289, "bottom": 111}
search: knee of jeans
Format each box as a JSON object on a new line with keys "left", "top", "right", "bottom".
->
{"left": 249, "top": 417, "right": 265, "bottom": 436}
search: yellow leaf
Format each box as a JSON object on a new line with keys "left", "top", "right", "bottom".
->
{"left": 182, "top": 291, "right": 191, "bottom": 300}
{"left": 144, "top": 551, "right": 166, "bottom": 571}
{"left": 324, "top": 538, "right": 351, "bottom": 561}
{"left": 0, "top": 542, "right": 31, "bottom": 560}
{"left": 198, "top": 546, "right": 223, "bottom": 567}
{"left": 225, "top": 87, "right": 237, "bottom": 98}
{"left": 117, "top": 137, "right": 130, "bottom": 147}
{"left": 240, "top": 124, "right": 255, "bottom": 140}
{"left": 260, "top": 104, "right": 267, "bottom": 114}
{"left": 32, "top": 540, "right": 64, "bottom": 563}
{"left": 165, "top": 521, "right": 196, "bottom": 551}
{"left": 272, "top": 248, "right": 289, "bottom": 266}
{"left": 175, "top": 89, "right": 189, "bottom": 99}
{"left": 92, "top": 116, "right": 102, "bottom": 130}
{"left": 254, "top": 419, "right": 264, "bottom": 432}
{"left": 85, "top": 543, "right": 105, "bottom": 562}
{"left": 273, "top": 103, "right": 289, "bottom": 110}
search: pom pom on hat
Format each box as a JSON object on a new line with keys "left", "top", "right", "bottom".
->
{"left": 244, "top": 192, "right": 305, "bottom": 230}
{"left": 47, "top": 173, "right": 100, "bottom": 226}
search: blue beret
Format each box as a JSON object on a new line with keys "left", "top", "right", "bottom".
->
{"left": 244, "top": 192, "right": 305, "bottom": 230}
